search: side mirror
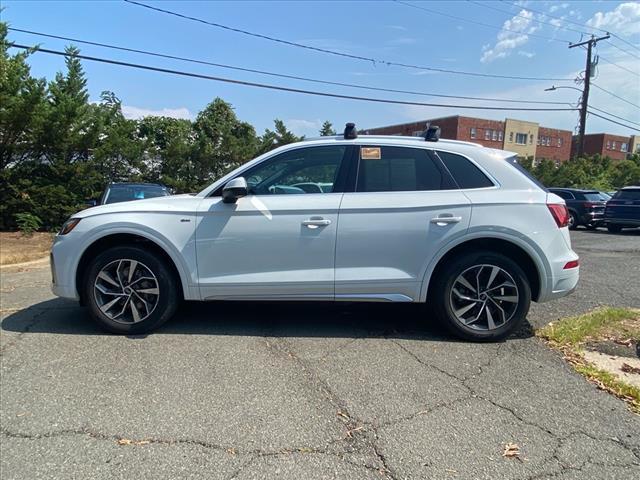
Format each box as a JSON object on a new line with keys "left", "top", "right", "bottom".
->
{"left": 222, "top": 177, "right": 248, "bottom": 204}
{"left": 85, "top": 199, "right": 98, "bottom": 207}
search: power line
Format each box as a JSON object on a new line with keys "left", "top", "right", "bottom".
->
{"left": 501, "top": 0, "right": 640, "bottom": 53}
{"left": 7, "top": 27, "right": 571, "bottom": 106}
{"left": 469, "top": 0, "right": 640, "bottom": 61}
{"left": 591, "top": 83, "right": 640, "bottom": 109}
{"left": 597, "top": 54, "right": 640, "bottom": 78}
{"left": 394, "top": 0, "right": 571, "bottom": 44}
{"left": 123, "top": 0, "right": 572, "bottom": 82}
{"left": 466, "top": 0, "right": 588, "bottom": 37}
{"left": 588, "top": 105, "right": 640, "bottom": 128}
{"left": 9, "top": 44, "right": 579, "bottom": 113}
{"left": 587, "top": 110, "right": 640, "bottom": 132}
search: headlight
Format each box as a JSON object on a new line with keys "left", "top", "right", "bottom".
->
{"left": 59, "top": 218, "right": 81, "bottom": 235}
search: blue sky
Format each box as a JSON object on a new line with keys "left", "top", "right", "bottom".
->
{"left": 3, "top": 1, "right": 639, "bottom": 137}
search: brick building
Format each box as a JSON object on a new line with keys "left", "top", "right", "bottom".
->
{"left": 364, "top": 115, "right": 573, "bottom": 163}
{"left": 572, "top": 133, "right": 632, "bottom": 161}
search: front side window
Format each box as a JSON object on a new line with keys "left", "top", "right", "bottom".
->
{"left": 356, "top": 146, "right": 450, "bottom": 192}
{"left": 437, "top": 151, "right": 494, "bottom": 189}
{"left": 243, "top": 146, "right": 347, "bottom": 195}
{"left": 515, "top": 133, "right": 527, "bottom": 145}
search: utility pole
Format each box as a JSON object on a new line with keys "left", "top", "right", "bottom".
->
{"left": 569, "top": 34, "right": 610, "bottom": 158}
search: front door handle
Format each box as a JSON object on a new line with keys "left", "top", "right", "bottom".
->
{"left": 302, "top": 217, "right": 332, "bottom": 228}
{"left": 430, "top": 215, "right": 462, "bottom": 225}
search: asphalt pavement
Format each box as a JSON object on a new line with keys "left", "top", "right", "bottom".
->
{"left": 1, "top": 229, "right": 639, "bottom": 479}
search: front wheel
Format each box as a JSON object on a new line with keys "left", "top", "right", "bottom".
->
{"left": 84, "top": 246, "right": 180, "bottom": 334}
{"left": 432, "top": 251, "right": 531, "bottom": 342}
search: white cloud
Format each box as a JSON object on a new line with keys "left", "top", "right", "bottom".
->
{"left": 549, "top": 3, "right": 568, "bottom": 14}
{"left": 480, "top": 10, "right": 538, "bottom": 63}
{"left": 518, "top": 50, "right": 535, "bottom": 58}
{"left": 285, "top": 119, "right": 323, "bottom": 136}
{"left": 122, "top": 105, "right": 192, "bottom": 120}
{"left": 586, "top": 2, "right": 640, "bottom": 36}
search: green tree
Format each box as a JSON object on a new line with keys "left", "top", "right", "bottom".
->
{"left": 319, "top": 120, "right": 336, "bottom": 136}
{"left": 257, "top": 119, "right": 303, "bottom": 155}
{"left": 191, "top": 98, "right": 257, "bottom": 189}
{"left": 0, "top": 23, "right": 47, "bottom": 169}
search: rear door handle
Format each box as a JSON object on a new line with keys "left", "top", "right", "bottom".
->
{"left": 302, "top": 217, "right": 332, "bottom": 228}
{"left": 430, "top": 215, "right": 462, "bottom": 225}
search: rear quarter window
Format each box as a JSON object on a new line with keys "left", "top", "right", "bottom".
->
{"left": 614, "top": 189, "right": 640, "bottom": 200}
{"left": 504, "top": 155, "right": 547, "bottom": 191}
{"left": 436, "top": 151, "right": 494, "bottom": 189}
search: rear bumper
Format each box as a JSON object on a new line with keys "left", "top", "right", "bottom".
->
{"left": 539, "top": 266, "right": 579, "bottom": 302}
{"left": 605, "top": 218, "right": 640, "bottom": 227}
{"left": 580, "top": 211, "right": 604, "bottom": 225}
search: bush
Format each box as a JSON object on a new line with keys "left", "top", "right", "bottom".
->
{"left": 14, "top": 212, "right": 42, "bottom": 235}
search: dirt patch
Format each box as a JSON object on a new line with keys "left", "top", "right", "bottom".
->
{"left": 0, "top": 232, "right": 54, "bottom": 265}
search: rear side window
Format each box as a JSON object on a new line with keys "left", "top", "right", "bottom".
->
{"left": 356, "top": 146, "right": 451, "bottom": 192}
{"left": 614, "top": 189, "right": 640, "bottom": 200}
{"left": 583, "top": 193, "right": 603, "bottom": 201}
{"left": 505, "top": 155, "right": 547, "bottom": 190}
{"left": 436, "top": 151, "right": 494, "bottom": 189}
{"left": 551, "top": 190, "right": 573, "bottom": 200}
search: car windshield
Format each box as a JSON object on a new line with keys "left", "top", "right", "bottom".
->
{"left": 613, "top": 189, "right": 640, "bottom": 201}
{"left": 104, "top": 185, "right": 170, "bottom": 204}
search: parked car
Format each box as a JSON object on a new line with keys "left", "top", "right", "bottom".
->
{"left": 604, "top": 186, "right": 640, "bottom": 233}
{"left": 547, "top": 188, "right": 606, "bottom": 230}
{"left": 51, "top": 124, "right": 579, "bottom": 341}
{"left": 87, "top": 183, "right": 171, "bottom": 206}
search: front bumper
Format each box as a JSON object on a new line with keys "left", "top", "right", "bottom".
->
{"left": 50, "top": 236, "right": 80, "bottom": 300}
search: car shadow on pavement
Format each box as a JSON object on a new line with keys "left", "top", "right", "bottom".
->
{"left": 1, "top": 298, "right": 534, "bottom": 342}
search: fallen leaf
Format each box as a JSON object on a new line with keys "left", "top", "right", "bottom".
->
{"left": 502, "top": 443, "right": 520, "bottom": 458}
{"left": 621, "top": 363, "right": 640, "bottom": 374}
{"left": 117, "top": 438, "right": 150, "bottom": 446}
{"left": 226, "top": 447, "right": 237, "bottom": 455}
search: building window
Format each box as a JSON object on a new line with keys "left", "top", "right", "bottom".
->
{"left": 621, "top": 143, "right": 627, "bottom": 152}
{"left": 530, "top": 134, "right": 534, "bottom": 144}
{"left": 515, "top": 133, "right": 527, "bottom": 145}
{"left": 612, "top": 141, "right": 617, "bottom": 150}
{"left": 557, "top": 138, "right": 563, "bottom": 148}
{"left": 485, "top": 129, "right": 491, "bottom": 140}
{"left": 537, "top": 136, "right": 541, "bottom": 145}
{"left": 606, "top": 140, "right": 611, "bottom": 149}
{"left": 509, "top": 132, "right": 514, "bottom": 142}
{"left": 470, "top": 127, "right": 477, "bottom": 139}
{"left": 492, "top": 130, "right": 498, "bottom": 141}
{"left": 498, "top": 131, "right": 503, "bottom": 141}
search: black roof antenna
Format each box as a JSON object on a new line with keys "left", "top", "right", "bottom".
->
{"left": 424, "top": 123, "right": 440, "bottom": 142}
{"left": 344, "top": 122, "right": 357, "bottom": 139}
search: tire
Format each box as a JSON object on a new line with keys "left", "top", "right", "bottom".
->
{"left": 568, "top": 211, "right": 578, "bottom": 230}
{"left": 607, "top": 224, "right": 622, "bottom": 233}
{"left": 84, "top": 246, "right": 180, "bottom": 334}
{"left": 431, "top": 251, "right": 531, "bottom": 342}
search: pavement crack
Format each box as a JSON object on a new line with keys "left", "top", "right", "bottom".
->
{"left": 0, "top": 308, "right": 48, "bottom": 357}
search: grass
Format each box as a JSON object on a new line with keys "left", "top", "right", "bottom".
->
{"left": 538, "top": 307, "right": 640, "bottom": 345}
{"left": 537, "top": 307, "right": 640, "bottom": 415}
{"left": 0, "top": 232, "right": 54, "bottom": 265}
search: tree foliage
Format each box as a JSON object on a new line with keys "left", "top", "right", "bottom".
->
{"left": 319, "top": 120, "right": 336, "bottom": 136}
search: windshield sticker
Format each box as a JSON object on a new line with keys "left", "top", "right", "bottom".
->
{"left": 361, "top": 147, "right": 381, "bottom": 160}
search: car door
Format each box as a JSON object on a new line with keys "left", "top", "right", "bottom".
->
{"left": 195, "top": 145, "right": 353, "bottom": 300}
{"left": 335, "top": 145, "right": 471, "bottom": 301}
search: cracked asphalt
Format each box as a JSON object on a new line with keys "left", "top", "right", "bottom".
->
{"left": 1, "top": 229, "right": 639, "bottom": 479}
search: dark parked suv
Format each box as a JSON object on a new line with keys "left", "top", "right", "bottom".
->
{"left": 605, "top": 186, "right": 640, "bottom": 233}
{"left": 87, "top": 183, "right": 171, "bottom": 206}
{"left": 547, "top": 188, "right": 606, "bottom": 230}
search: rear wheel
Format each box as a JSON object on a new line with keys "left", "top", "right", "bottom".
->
{"left": 607, "top": 224, "right": 622, "bottom": 233}
{"left": 84, "top": 246, "right": 179, "bottom": 334}
{"left": 568, "top": 211, "right": 578, "bottom": 230}
{"left": 432, "top": 251, "right": 531, "bottom": 342}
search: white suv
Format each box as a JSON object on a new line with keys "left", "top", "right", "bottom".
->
{"left": 51, "top": 124, "right": 579, "bottom": 341}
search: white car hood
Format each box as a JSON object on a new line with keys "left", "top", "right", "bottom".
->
{"left": 74, "top": 194, "right": 203, "bottom": 219}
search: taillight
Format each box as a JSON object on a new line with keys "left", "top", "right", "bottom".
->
{"left": 563, "top": 259, "right": 579, "bottom": 269}
{"left": 582, "top": 202, "right": 597, "bottom": 209}
{"left": 547, "top": 204, "right": 569, "bottom": 228}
